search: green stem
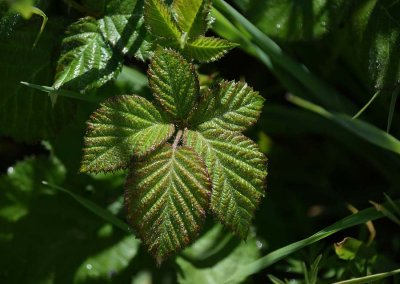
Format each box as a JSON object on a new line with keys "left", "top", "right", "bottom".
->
{"left": 353, "top": 90, "right": 380, "bottom": 119}
{"left": 173, "top": 129, "right": 183, "bottom": 149}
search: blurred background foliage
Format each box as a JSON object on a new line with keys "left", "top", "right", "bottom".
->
{"left": 0, "top": 0, "right": 399, "bottom": 283}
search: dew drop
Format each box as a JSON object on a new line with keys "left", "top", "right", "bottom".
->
{"left": 276, "top": 24, "right": 281, "bottom": 30}
{"left": 256, "top": 240, "right": 263, "bottom": 249}
{"left": 7, "top": 167, "right": 14, "bottom": 175}
{"left": 86, "top": 264, "right": 93, "bottom": 270}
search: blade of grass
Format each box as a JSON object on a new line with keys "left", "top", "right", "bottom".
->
{"left": 42, "top": 181, "right": 131, "bottom": 234}
{"left": 212, "top": 0, "right": 356, "bottom": 113}
{"left": 30, "top": 7, "right": 48, "bottom": 48}
{"left": 287, "top": 94, "right": 400, "bottom": 155}
{"left": 353, "top": 90, "right": 380, "bottom": 119}
{"left": 333, "top": 268, "right": 400, "bottom": 284}
{"left": 222, "top": 201, "right": 398, "bottom": 283}
{"left": 387, "top": 85, "right": 400, "bottom": 133}
{"left": 21, "top": 82, "right": 101, "bottom": 103}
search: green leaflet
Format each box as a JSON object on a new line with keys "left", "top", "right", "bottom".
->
{"left": 125, "top": 145, "right": 211, "bottom": 262}
{"left": 98, "top": 0, "right": 153, "bottom": 60}
{"left": 183, "top": 36, "right": 238, "bottom": 63}
{"left": 172, "top": 0, "right": 211, "bottom": 39}
{"left": 185, "top": 129, "right": 267, "bottom": 238}
{"left": 0, "top": 19, "right": 75, "bottom": 142}
{"left": 81, "top": 95, "right": 175, "bottom": 173}
{"left": 54, "top": 17, "right": 122, "bottom": 92}
{"left": 148, "top": 49, "right": 199, "bottom": 120}
{"left": 143, "top": 0, "right": 237, "bottom": 62}
{"left": 144, "top": 0, "right": 181, "bottom": 40}
{"left": 190, "top": 80, "right": 264, "bottom": 131}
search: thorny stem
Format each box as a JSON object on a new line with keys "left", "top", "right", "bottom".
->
{"left": 172, "top": 129, "right": 183, "bottom": 149}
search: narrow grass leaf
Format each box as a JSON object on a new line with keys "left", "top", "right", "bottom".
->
{"left": 333, "top": 268, "right": 400, "bottom": 284}
{"left": 220, "top": 202, "right": 397, "bottom": 283}
{"left": 288, "top": 95, "right": 400, "bottom": 155}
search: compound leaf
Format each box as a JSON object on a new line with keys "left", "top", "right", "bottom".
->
{"left": 172, "top": 0, "right": 211, "bottom": 39}
{"left": 125, "top": 145, "right": 211, "bottom": 262}
{"left": 185, "top": 128, "right": 267, "bottom": 238}
{"left": 54, "top": 17, "right": 122, "bottom": 92}
{"left": 191, "top": 80, "right": 264, "bottom": 131}
{"left": 148, "top": 49, "right": 199, "bottom": 120}
{"left": 144, "top": 0, "right": 181, "bottom": 41}
{"left": 183, "top": 36, "right": 238, "bottom": 62}
{"left": 81, "top": 95, "right": 175, "bottom": 173}
{"left": 98, "top": 0, "right": 153, "bottom": 60}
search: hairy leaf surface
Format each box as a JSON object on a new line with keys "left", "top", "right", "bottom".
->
{"left": 0, "top": 20, "right": 75, "bottom": 141}
{"left": 172, "top": 0, "right": 211, "bottom": 39}
{"left": 144, "top": 0, "right": 181, "bottom": 41}
{"left": 232, "top": 0, "right": 352, "bottom": 41}
{"left": 348, "top": 0, "right": 400, "bottom": 91}
{"left": 148, "top": 49, "right": 199, "bottom": 120}
{"left": 125, "top": 145, "right": 211, "bottom": 262}
{"left": 81, "top": 95, "right": 174, "bottom": 173}
{"left": 183, "top": 36, "right": 238, "bottom": 62}
{"left": 191, "top": 80, "right": 264, "bottom": 131}
{"left": 98, "top": 0, "right": 153, "bottom": 60}
{"left": 54, "top": 18, "right": 122, "bottom": 92}
{"left": 185, "top": 128, "right": 267, "bottom": 238}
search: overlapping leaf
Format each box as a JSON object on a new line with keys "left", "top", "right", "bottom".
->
{"left": 81, "top": 95, "right": 175, "bottom": 173}
{"left": 144, "top": 0, "right": 181, "bottom": 40}
{"left": 98, "top": 0, "right": 153, "bottom": 60}
{"left": 143, "top": 0, "right": 237, "bottom": 62}
{"left": 172, "top": 0, "right": 211, "bottom": 39}
{"left": 190, "top": 80, "right": 264, "bottom": 131}
{"left": 148, "top": 49, "right": 199, "bottom": 120}
{"left": 185, "top": 128, "right": 267, "bottom": 238}
{"left": 183, "top": 36, "right": 238, "bottom": 63}
{"left": 125, "top": 145, "right": 211, "bottom": 262}
{"left": 54, "top": 17, "right": 122, "bottom": 92}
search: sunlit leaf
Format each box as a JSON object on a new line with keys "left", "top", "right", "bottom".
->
{"left": 144, "top": 0, "right": 181, "bottom": 41}
{"left": 185, "top": 128, "right": 267, "bottom": 238}
{"left": 125, "top": 145, "right": 211, "bottom": 262}
{"left": 183, "top": 36, "right": 238, "bottom": 62}
{"left": 190, "top": 80, "right": 264, "bottom": 131}
{"left": 171, "top": 0, "right": 211, "bottom": 39}
{"left": 98, "top": 0, "right": 153, "bottom": 60}
{"left": 81, "top": 95, "right": 175, "bottom": 173}
{"left": 148, "top": 49, "right": 199, "bottom": 120}
{"left": 54, "top": 17, "right": 122, "bottom": 92}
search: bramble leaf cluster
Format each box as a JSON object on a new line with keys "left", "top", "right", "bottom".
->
{"left": 144, "top": 0, "right": 238, "bottom": 62}
{"left": 81, "top": 49, "right": 267, "bottom": 262}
